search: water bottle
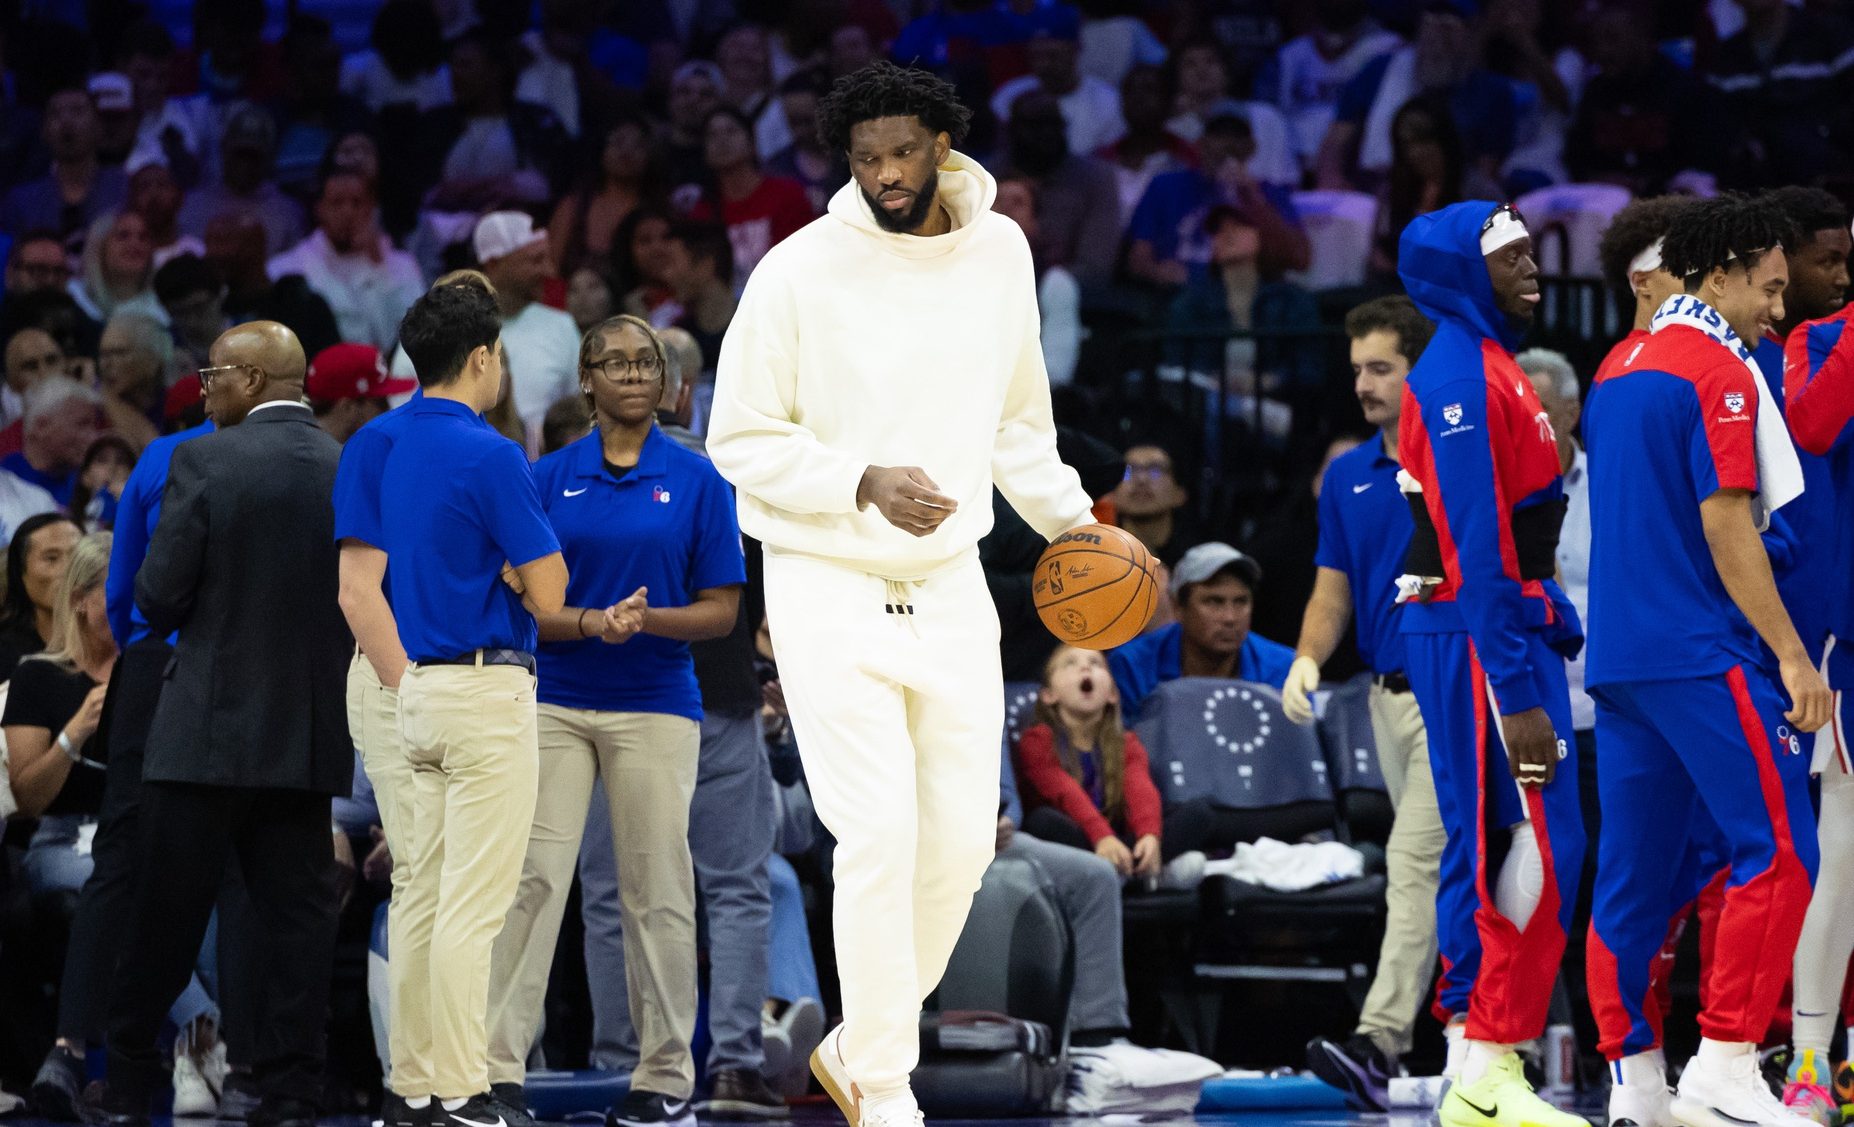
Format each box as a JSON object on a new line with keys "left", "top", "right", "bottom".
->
{"left": 1542, "top": 1024, "right": 1578, "bottom": 1097}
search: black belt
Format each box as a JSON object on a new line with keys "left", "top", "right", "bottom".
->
{"left": 423, "top": 648, "right": 536, "bottom": 675}
{"left": 1374, "top": 671, "right": 1411, "bottom": 694}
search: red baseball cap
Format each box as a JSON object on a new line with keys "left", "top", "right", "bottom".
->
{"left": 164, "top": 375, "right": 202, "bottom": 423}
{"left": 307, "top": 344, "right": 417, "bottom": 402}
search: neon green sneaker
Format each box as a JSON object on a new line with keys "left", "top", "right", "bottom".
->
{"left": 1439, "top": 1051, "right": 1590, "bottom": 1127}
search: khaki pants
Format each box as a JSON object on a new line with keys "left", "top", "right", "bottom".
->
{"left": 486, "top": 705, "right": 700, "bottom": 1098}
{"left": 398, "top": 662, "right": 540, "bottom": 1100}
{"left": 1355, "top": 683, "right": 1446, "bottom": 1058}
{"left": 347, "top": 654, "right": 435, "bottom": 1094}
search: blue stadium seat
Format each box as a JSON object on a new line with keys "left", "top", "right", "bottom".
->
{"left": 1316, "top": 674, "right": 1394, "bottom": 845}
{"left": 1003, "top": 681, "right": 1041, "bottom": 749}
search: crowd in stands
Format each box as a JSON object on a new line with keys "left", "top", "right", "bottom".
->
{"left": 0, "top": 0, "right": 1849, "bottom": 1116}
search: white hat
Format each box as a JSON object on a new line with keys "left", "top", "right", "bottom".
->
{"left": 87, "top": 72, "right": 133, "bottom": 113}
{"left": 473, "top": 211, "right": 547, "bottom": 264}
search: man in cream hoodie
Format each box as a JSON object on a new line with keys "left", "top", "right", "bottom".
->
{"left": 707, "top": 62, "right": 1095, "bottom": 1127}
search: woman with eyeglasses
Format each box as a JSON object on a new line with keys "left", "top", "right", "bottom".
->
{"left": 484, "top": 314, "right": 746, "bottom": 1127}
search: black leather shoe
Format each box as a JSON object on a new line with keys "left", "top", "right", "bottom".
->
{"left": 377, "top": 1091, "right": 431, "bottom": 1127}
{"left": 247, "top": 1097, "right": 318, "bottom": 1127}
{"left": 75, "top": 1084, "right": 150, "bottom": 1127}
{"left": 700, "top": 1070, "right": 789, "bottom": 1119}
{"left": 32, "top": 1046, "right": 85, "bottom": 1121}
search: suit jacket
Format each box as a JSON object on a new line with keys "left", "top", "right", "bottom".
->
{"left": 136, "top": 402, "right": 352, "bottom": 795}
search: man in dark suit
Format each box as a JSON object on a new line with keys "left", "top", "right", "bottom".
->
{"left": 91, "top": 321, "right": 353, "bottom": 1127}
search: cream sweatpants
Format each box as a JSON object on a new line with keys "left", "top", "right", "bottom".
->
{"left": 763, "top": 550, "right": 1003, "bottom": 1101}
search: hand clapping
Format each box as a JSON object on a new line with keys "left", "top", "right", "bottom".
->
{"left": 601, "top": 587, "right": 649, "bottom": 644}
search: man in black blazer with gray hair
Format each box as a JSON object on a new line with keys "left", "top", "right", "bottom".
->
{"left": 91, "top": 321, "right": 353, "bottom": 1127}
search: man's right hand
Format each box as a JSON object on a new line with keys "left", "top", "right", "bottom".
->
{"left": 857, "top": 466, "right": 957, "bottom": 537}
{"left": 1780, "top": 652, "right": 1833, "bottom": 733}
{"left": 1281, "top": 655, "right": 1321, "bottom": 725}
{"left": 1501, "top": 706, "right": 1561, "bottom": 787}
{"left": 1094, "top": 834, "right": 1134, "bottom": 876}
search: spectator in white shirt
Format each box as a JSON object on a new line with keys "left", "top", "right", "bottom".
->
{"left": 992, "top": 8, "right": 1127, "bottom": 158}
{"left": 268, "top": 170, "right": 426, "bottom": 353}
{"left": 1265, "top": 0, "right": 1402, "bottom": 163}
{"left": 474, "top": 211, "right": 581, "bottom": 446}
{"left": 340, "top": 0, "right": 452, "bottom": 113}
{"left": 120, "top": 19, "right": 203, "bottom": 186}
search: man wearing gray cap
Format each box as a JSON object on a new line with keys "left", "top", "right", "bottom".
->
{"left": 1106, "top": 541, "right": 1295, "bottom": 724}
{"left": 474, "top": 211, "right": 579, "bottom": 448}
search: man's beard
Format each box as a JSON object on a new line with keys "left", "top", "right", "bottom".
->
{"left": 863, "top": 172, "right": 940, "bottom": 233}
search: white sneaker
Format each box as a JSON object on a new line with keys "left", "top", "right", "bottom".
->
{"left": 1609, "top": 1082, "right": 1674, "bottom": 1127}
{"left": 1673, "top": 1051, "right": 1818, "bottom": 1127}
{"left": 775, "top": 998, "right": 825, "bottom": 1098}
{"left": 172, "top": 1048, "right": 220, "bottom": 1118}
{"left": 810, "top": 1026, "right": 863, "bottom": 1126}
{"left": 1160, "top": 851, "right": 1207, "bottom": 890}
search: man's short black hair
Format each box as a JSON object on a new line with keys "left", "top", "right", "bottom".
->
{"left": 1344, "top": 295, "right": 1435, "bottom": 365}
{"left": 153, "top": 254, "right": 223, "bottom": 304}
{"left": 1764, "top": 185, "right": 1850, "bottom": 248}
{"left": 1662, "top": 193, "right": 1791, "bottom": 285}
{"left": 398, "top": 284, "right": 500, "bottom": 388}
{"left": 1598, "top": 195, "right": 1693, "bottom": 300}
{"left": 817, "top": 60, "right": 971, "bottom": 153}
{"left": 670, "top": 220, "right": 736, "bottom": 287}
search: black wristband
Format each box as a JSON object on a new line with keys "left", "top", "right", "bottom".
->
{"left": 578, "top": 608, "right": 593, "bottom": 638}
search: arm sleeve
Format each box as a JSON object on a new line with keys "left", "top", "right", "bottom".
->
{"left": 1420, "top": 377, "right": 1541, "bottom": 715}
{"left": 471, "top": 444, "right": 562, "bottom": 568}
{"left": 1119, "top": 730, "right": 1164, "bottom": 840}
{"left": 332, "top": 431, "right": 386, "bottom": 547}
{"left": 1787, "top": 321, "right": 1854, "bottom": 456}
{"left": 706, "top": 262, "right": 868, "bottom": 515}
{"left": 992, "top": 243, "right": 1095, "bottom": 540}
{"left": 134, "top": 443, "right": 210, "bottom": 636}
{"left": 1015, "top": 723, "right": 1117, "bottom": 843}
{"left": 106, "top": 468, "right": 156, "bottom": 645}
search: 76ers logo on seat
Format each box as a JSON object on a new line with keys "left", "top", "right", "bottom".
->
{"left": 1443, "top": 403, "right": 1463, "bottom": 426}
{"left": 1724, "top": 391, "right": 1746, "bottom": 414}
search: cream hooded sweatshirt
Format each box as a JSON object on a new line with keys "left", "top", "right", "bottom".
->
{"left": 707, "top": 151, "right": 1095, "bottom": 579}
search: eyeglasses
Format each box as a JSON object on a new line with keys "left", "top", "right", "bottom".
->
{"left": 198, "top": 363, "right": 264, "bottom": 390}
{"left": 584, "top": 354, "right": 664, "bottom": 384}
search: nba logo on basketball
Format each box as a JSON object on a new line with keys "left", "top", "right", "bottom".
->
{"left": 1443, "top": 403, "right": 1463, "bottom": 426}
{"left": 652, "top": 486, "right": 671, "bottom": 504}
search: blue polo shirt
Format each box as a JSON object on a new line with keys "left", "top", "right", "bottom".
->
{"left": 532, "top": 427, "right": 746, "bottom": 719}
{"left": 3, "top": 451, "right": 75, "bottom": 506}
{"left": 106, "top": 421, "right": 213, "bottom": 646}
{"left": 379, "top": 397, "right": 560, "bottom": 662}
{"left": 1108, "top": 622, "right": 1297, "bottom": 724}
{"left": 332, "top": 395, "right": 420, "bottom": 612}
{"left": 1313, "top": 436, "right": 1409, "bottom": 675}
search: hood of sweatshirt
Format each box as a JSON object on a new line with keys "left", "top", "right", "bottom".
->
{"left": 826, "top": 148, "right": 999, "bottom": 259}
{"left": 1397, "top": 199, "right": 1527, "bottom": 354}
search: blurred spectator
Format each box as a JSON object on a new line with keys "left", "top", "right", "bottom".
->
{"left": 1125, "top": 113, "right": 1308, "bottom": 290}
{"left": 90, "top": 74, "right": 140, "bottom": 166}
{"left": 0, "top": 515, "right": 79, "bottom": 675}
{"left": 1108, "top": 542, "right": 1295, "bottom": 722}
{"left": 1481, "top": 0, "right": 1587, "bottom": 191}
{"left": 684, "top": 107, "right": 815, "bottom": 286}
{"left": 5, "top": 376, "right": 101, "bottom": 507}
{"left": 1166, "top": 202, "right": 1322, "bottom": 396}
{"left": 1372, "top": 96, "right": 1465, "bottom": 280}
{"left": 416, "top": 30, "right": 571, "bottom": 210}
{"left": 999, "top": 89, "right": 1122, "bottom": 289}
{"left": 173, "top": 0, "right": 286, "bottom": 105}
{"left": 611, "top": 206, "right": 677, "bottom": 314}
{"left": 1263, "top": 0, "right": 1401, "bottom": 165}
{"left": 1165, "top": 42, "right": 1298, "bottom": 187}
{"left": 0, "top": 291, "right": 101, "bottom": 386}
{"left": 70, "top": 210, "right": 165, "bottom": 324}
{"left": 475, "top": 211, "right": 581, "bottom": 439}
{"left": 1, "top": 530, "right": 113, "bottom": 824}
{"left": 3, "top": 87, "right": 128, "bottom": 241}
{"left": 1110, "top": 443, "right": 1194, "bottom": 566}
{"left": 664, "top": 61, "right": 728, "bottom": 188}
{"left": 175, "top": 103, "right": 309, "bottom": 259}
{"left": 340, "top": 0, "right": 453, "bottom": 113}
{"left": 163, "top": 374, "right": 206, "bottom": 434}
{"left": 627, "top": 220, "right": 738, "bottom": 369}
{"left": 127, "top": 158, "right": 203, "bottom": 269}
{"left": 1077, "top": 1, "right": 1168, "bottom": 86}
{"left": 549, "top": 116, "right": 663, "bottom": 277}
{"left": 485, "top": 341, "right": 530, "bottom": 447}
{"left": 1564, "top": 7, "right": 1705, "bottom": 194}
{"left": 70, "top": 435, "right": 135, "bottom": 531}
{"left": 1245, "top": 437, "right": 1365, "bottom": 671}
{"left": 566, "top": 267, "right": 617, "bottom": 334}
{"left": 1704, "top": 0, "right": 1854, "bottom": 187}
{"left": 717, "top": 25, "right": 779, "bottom": 144}
{"left": 1097, "top": 64, "right": 1195, "bottom": 227}
{"left": 204, "top": 213, "right": 342, "bottom": 359}
{"left": 2, "top": 327, "right": 70, "bottom": 433}
{"left": 269, "top": 17, "right": 375, "bottom": 199}
{"left": 993, "top": 176, "right": 1081, "bottom": 387}
{"left": 1315, "top": 3, "right": 1517, "bottom": 194}
{"left": 306, "top": 343, "right": 416, "bottom": 444}
{"left": 992, "top": 7, "right": 1126, "bottom": 157}
{"left": 268, "top": 170, "right": 425, "bottom": 353}
{"left": 516, "top": 0, "right": 627, "bottom": 141}
{"left": 119, "top": 19, "right": 202, "bottom": 186}
{"left": 765, "top": 69, "right": 845, "bottom": 217}
{"left": 6, "top": 233, "right": 75, "bottom": 300}
{"left": 827, "top": 23, "right": 880, "bottom": 82}
{"left": 96, "top": 312, "right": 171, "bottom": 453}
{"left": 154, "top": 254, "right": 231, "bottom": 376}
{"left": 540, "top": 393, "right": 592, "bottom": 455}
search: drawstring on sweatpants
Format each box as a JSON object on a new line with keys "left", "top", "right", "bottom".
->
{"left": 884, "top": 578, "right": 922, "bottom": 636}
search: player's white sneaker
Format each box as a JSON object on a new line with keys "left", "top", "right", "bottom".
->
{"left": 1609, "top": 1080, "right": 1675, "bottom": 1127}
{"left": 1673, "top": 1049, "right": 1819, "bottom": 1127}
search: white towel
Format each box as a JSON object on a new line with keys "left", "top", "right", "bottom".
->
{"left": 1649, "top": 293, "right": 1804, "bottom": 530}
{"left": 1209, "top": 837, "right": 1366, "bottom": 891}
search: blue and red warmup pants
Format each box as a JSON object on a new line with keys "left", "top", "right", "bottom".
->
{"left": 1405, "top": 628, "right": 1585, "bottom": 1044}
{"left": 1586, "top": 664, "right": 1818, "bottom": 1059}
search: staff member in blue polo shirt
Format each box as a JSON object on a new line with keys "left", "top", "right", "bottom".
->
{"left": 1281, "top": 296, "right": 1447, "bottom": 1111}
{"left": 485, "top": 314, "right": 744, "bottom": 1127}
{"left": 378, "top": 282, "right": 567, "bottom": 1127}
{"left": 1107, "top": 542, "right": 1295, "bottom": 724}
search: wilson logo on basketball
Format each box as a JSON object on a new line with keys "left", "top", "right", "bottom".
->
{"left": 1033, "top": 522, "right": 1158, "bottom": 651}
{"left": 1051, "top": 530, "right": 1104, "bottom": 546}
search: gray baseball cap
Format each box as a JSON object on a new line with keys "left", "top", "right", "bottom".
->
{"left": 1169, "top": 542, "right": 1263, "bottom": 600}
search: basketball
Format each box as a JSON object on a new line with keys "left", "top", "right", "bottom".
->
{"left": 1033, "top": 523, "right": 1159, "bottom": 650}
